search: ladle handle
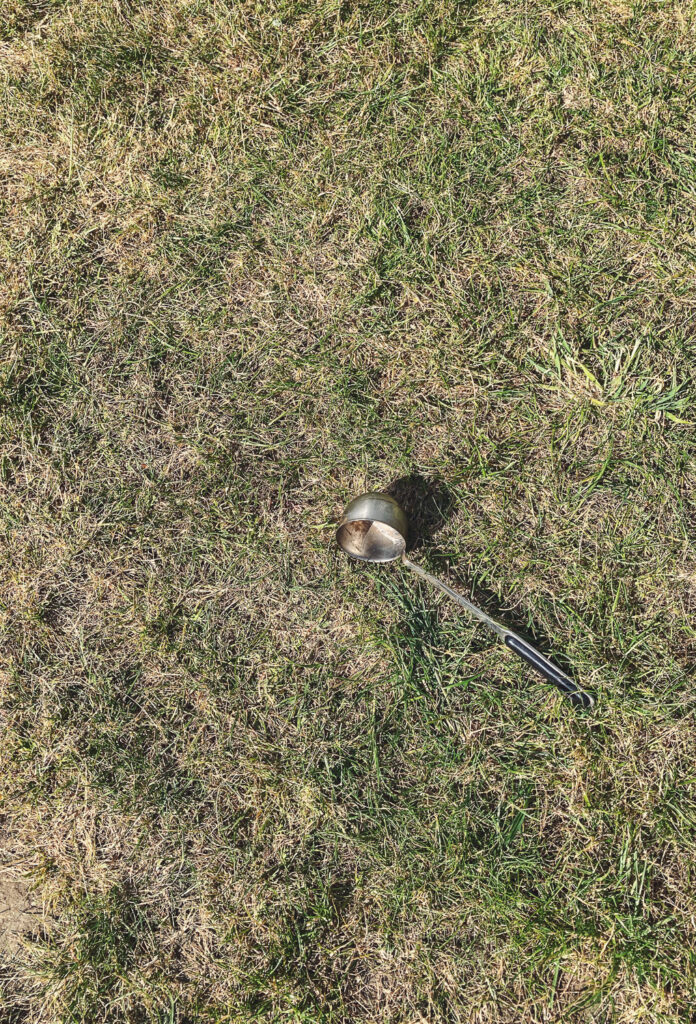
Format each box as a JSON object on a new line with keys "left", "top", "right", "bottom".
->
{"left": 402, "top": 556, "right": 593, "bottom": 708}
{"left": 503, "top": 633, "right": 592, "bottom": 709}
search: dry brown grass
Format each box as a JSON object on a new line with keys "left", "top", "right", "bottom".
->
{"left": 1, "top": 0, "right": 696, "bottom": 1021}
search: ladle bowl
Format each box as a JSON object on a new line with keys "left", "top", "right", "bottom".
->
{"left": 336, "top": 492, "right": 407, "bottom": 562}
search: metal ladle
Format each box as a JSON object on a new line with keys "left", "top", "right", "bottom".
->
{"left": 336, "top": 492, "right": 593, "bottom": 709}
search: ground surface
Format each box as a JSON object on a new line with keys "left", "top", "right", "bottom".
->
{"left": 1, "top": 1, "right": 696, "bottom": 1021}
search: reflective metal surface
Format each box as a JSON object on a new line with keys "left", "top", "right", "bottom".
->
{"left": 336, "top": 492, "right": 407, "bottom": 562}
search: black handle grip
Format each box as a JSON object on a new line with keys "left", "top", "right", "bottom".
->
{"left": 504, "top": 634, "right": 593, "bottom": 709}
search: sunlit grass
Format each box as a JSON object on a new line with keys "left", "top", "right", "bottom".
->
{"left": 1, "top": 1, "right": 695, "bottom": 1021}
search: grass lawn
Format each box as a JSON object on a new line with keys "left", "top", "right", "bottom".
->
{"left": 2, "top": 0, "right": 696, "bottom": 1020}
